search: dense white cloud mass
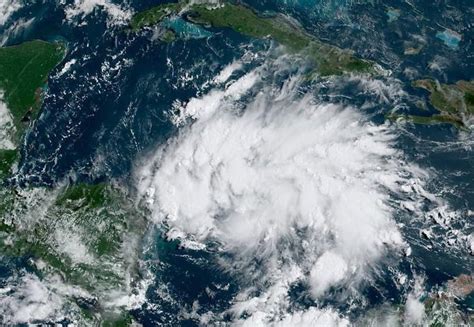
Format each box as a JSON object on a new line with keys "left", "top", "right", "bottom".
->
{"left": 309, "top": 251, "right": 348, "bottom": 297}
{"left": 235, "top": 307, "right": 349, "bottom": 327}
{"left": 404, "top": 277, "right": 426, "bottom": 326}
{"left": 0, "top": 0, "right": 21, "bottom": 26}
{"left": 136, "top": 62, "right": 427, "bottom": 323}
{"left": 274, "top": 308, "right": 350, "bottom": 327}
{"left": 0, "top": 273, "right": 89, "bottom": 324}
{"left": 0, "top": 95, "right": 15, "bottom": 150}
{"left": 405, "top": 295, "right": 425, "bottom": 325}
{"left": 0, "top": 274, "right": 64, "bottom": 324}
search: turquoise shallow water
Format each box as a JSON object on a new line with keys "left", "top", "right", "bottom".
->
{"left": 386, "top": 8, "right": 400, "bottom": 22}
{"left": 162, "top": 16, "right": 212, "bottom": 39}
{"left": 0, "top": 0, "right": 473, "bottom": 325}
{"left": 436, "top": 29, "right": 462, "bottom": 49}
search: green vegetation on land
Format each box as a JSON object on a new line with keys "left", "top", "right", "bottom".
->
{"left": 0, "top": 40, "right": 65, "bottom": 135}
{"left": 0, "top": 182, "right": 147, "bottom": 325}
{"left": 56, "top": 182, "right": 109, "bottom": 208}
{"left": 191, "top": 3, "right": 373, "bottom": 75}
{"left": 102, "top": 312, "right": 134, "bottom": 327}
{"left": 386, "top": 79, "right": 474, "bottom": 129}
{"left": 130, "top": 2, "right": 184, "bottom": 31}
{"left": 161, "top": 29, "right": 177, "bottom": 43}
{"left": 409, "top": 79, "right": 474, "bottom": 127}
{"left": 130, "top": 1, "right": 373, "bottom": 76}
{"left": 189, "top": 3, "right": 310, "bottom": 51}
{"left": 0, "top": 40, "right": 64, "bottom": 180}
{"left": 0, "top": 149, "right": 17, "bottom": 178}
{"left": 386, "top": 113, "right": 465, "bottom": 129}
{"left": 0, "top": 39, "right": 143, "bottom": 325}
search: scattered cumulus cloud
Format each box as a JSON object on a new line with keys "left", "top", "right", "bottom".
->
{"left": 309, "top": 251, "right": 348, "bottom": 297}
{"left": 65, "top": 0, "right": 132, "bottom": 26}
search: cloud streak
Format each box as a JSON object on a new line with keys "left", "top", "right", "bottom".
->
{"left": 0, "top": 0, "right": 20, "bottom": 26}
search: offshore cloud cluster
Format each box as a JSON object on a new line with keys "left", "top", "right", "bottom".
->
{"left": 136, "top": 61, "right": 428, "bottom": 324}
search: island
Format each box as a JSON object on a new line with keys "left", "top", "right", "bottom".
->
{"left": 130, "top": 2, "right": 184, "bottom": 31}
{"left": 388, "top": 79, "right": 474, "bottom": 129}
{"left": 413, "top": 79, "right": 474, "bottom": 117}
{"left": 131, "top": 2, "right": 474, "bottom": 131}
{"left": 130, "top": 1, "right": 374, "bottom": 76}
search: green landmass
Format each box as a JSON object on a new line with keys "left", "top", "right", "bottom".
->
{"left": 388, "top": 79, "right": 474, "bottom": 129}
{"left": 0, "top": 182, "right": 147, "bottom": 325}
{"left": 1, "top": 182, "right": 144, "bottom": 282}
{"left": 0, "top": 39, "right": 65, "bottom": 189}
{"left": 411, "top": 79, "right": 474, "bottom": 125}
{"left": 102, "top": 312, "right": 134, "bottom": 327}
{"left": 0, "top": 149, "right": 17, "bottom": 178}
{"left": 0, "top": 39, "right": 144, "bottom": 325}
{"left": 386, "top": 113, "right": 465, "bottom": 129}
{"left": 56, "top": 182, "right": 109, "bottom": 208}
{"left": 130, "top": 2, "right": 184, "bottom": 31}
{"left": 161, "top": 29, "right": 177, "bottom": 43}
{"left": 423, "top": 276, "right": 473, "bottom": 326}
{"left": 190, "top": 3, "right": 372, "bottom": 75}
{"left": 188, "top": 3, "right": 309, "bottom": 51}
{"left": 130, "top": 1, "right": 373, "bottom": 76}
{"left": 0, "top": 40, "right": 65, "bottom": 135}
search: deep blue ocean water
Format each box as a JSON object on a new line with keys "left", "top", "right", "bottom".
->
{"left": 0, "top": 0, "right": 472, "bottom": 325}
